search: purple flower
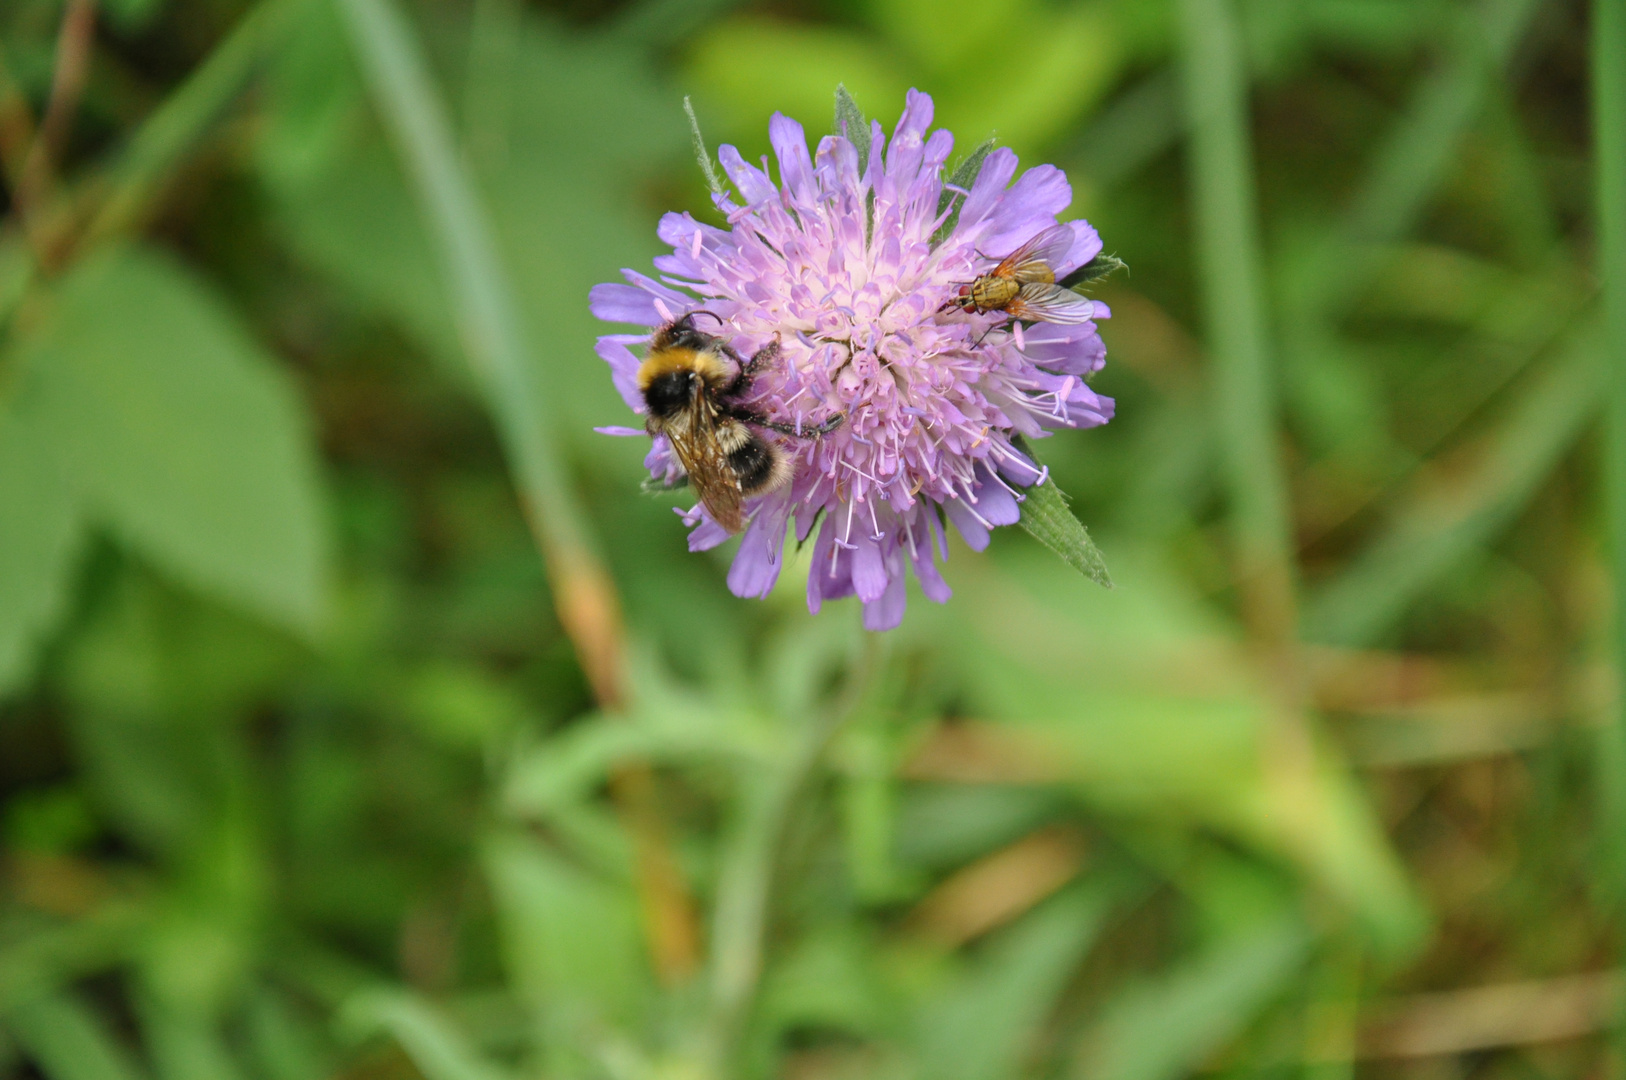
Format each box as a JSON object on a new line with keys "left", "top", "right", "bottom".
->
{"left": 590, "top": 90, "right": 1113, "bottom": 631}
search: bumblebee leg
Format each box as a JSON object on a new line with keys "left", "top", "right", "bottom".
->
{"left": 727, "top": 335, "right": 781, "bottom": 397}
{"left": 741, "top": 411, "right": 846, "bottom": 438}
{"left": 742, "top": 335, "right": 780, "bottom": 376}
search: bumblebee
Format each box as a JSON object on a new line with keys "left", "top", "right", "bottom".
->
{"left": 946, "top": 222, "right": 1098, "bottom": 325}
{"left": 639, "top": 313, "right": 842, "bottom": 533}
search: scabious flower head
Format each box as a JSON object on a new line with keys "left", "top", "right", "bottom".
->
{"left": 589, "top": 90, "right": 1113, "bottom": 631}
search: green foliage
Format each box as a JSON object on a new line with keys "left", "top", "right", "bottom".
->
{"left": 0, "top": 1, "right": 1614, "bottom": 1080}
{"left": 915, "top": 885, "right": 1117, "bottom": 1080}
{"left": 0, "top": 411, "right": 81, "bottom": 692}
{"left": 1078, "top": 914, "right": 1312, "bottom": 1080}
{"left": 20, "top": 247, "right": 329, "bottom": 637}
{"left": 6, "top": 994, "right": 149, "bottom": 1080}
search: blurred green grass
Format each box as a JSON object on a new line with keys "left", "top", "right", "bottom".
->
{"left": 0, "top": 0, "right": 1618, "bottom": 1078}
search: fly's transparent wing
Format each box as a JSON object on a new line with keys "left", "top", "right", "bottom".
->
{"left": 1007, "top": 282, "right": 1098, "bottom": 325}
{"left": 996, "top": 223, "right": 1077, "bottom": 284}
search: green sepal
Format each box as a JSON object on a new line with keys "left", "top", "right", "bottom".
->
{"left": 934, "top": 137, "right": 995, "bottom": 245}
{"left": 834, "top": 85, "right": 871, "bottom": 175}
{"left": 684, "top": 96, "right": 724, "bottom": 196}
{"left": 1059, "top": 252, "right": 1127, "bottom": 292}
{"left": 1011, "top": 435, "right": 1111, "bottom": 588}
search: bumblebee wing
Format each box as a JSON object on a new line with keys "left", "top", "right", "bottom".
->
{"left": 1007, "top": 282, "right": 1098, "bottom": 325}
{"left": 663, "top": 400, "right": 745, "bottom": 533}
{"left": 997, "top": 223, "right": 1076, "bottom": 284}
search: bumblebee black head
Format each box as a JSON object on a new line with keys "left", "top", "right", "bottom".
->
{"left": 651, "top": 311, "right": 726, "bottom": 356}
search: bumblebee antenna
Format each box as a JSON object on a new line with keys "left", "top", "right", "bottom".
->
{"left": 686, "top": 309, "right": 726, "bottom": 327}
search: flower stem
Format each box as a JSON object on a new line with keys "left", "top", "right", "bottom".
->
{"left": 332, "top": 0, "right": 620, "bottom": 710}
{"left": 1176, "top": 0, "right": 1298, "bottom": 645}
{"left": 333, "top": 0, "right": 699, "bottom": 982}
{"left": 704, "top": 632, "right": 887, "bottom": 1074}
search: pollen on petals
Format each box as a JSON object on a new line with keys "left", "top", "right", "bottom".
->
{"left": 589, "top": 89, "right": 1113, "bottom": 630}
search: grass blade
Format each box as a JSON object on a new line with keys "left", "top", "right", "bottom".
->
{"left": 1073, "top": 915, "right": 1313, "bottom": 1080}
{"left": 1177, "top": 0, "right": 1297, "bottom": 640}
{"left": 1596, "top": 0, "right": 1626, "bottom": 905}
{"left": 919, "top": 885, "right": 1117, "bottom": 1080}
{"left": 81, "top": 0, "right": 304, "bottom": 250}
{"left": 1343, "top": 0, "right": 1546, "bottom": 248}
{"left": 341, "top": 991, "right": 514, "bottom": 1080}
{"left": 6, "top": 992, "right": 149, "bottom": 1080}
{"left": 1289, "top": 0, "right": 1547, "bottom": 322}
{"left": 704, "top": 634, "right": 883, "bottom": 1074}
{"left": 331, "top": 0, "right": 624, "bottom": 706}
{"left": 332, "top": 0, "right": 701, "bottom": 984}
{"left": 0, "top": 904, "right": 149, "bottom": 1013}
{"left": 1304, "top": 323, "right": 1604, "bottom": 645}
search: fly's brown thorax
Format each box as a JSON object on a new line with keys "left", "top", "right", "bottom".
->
{"left": 969, "top": 275, "right": 1022, "bottom": 312}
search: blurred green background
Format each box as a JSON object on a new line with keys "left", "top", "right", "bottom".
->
{"left": 0, "top": 0, "right": 1620, "bottom": 1078}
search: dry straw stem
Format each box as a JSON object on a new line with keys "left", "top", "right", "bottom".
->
{"left": 907, "top": 825, "right": 1087, "bottom": 947}
{"left": 1358, "top": 972, "right": 1624, "bottom": 1058}
{"left": 13, "top": 0, "right": 97, "bottom": 224}
{"left": 0, "top": 0, "right": 306, "bottom": 276}
{"left": 334, "top": 0, "right": 699, "bottom": 982}
{"left": 0, "top": 51, "right": 38, "bottom": 188}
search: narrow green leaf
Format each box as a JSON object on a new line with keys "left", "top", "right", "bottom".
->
{"left": 136, "top": 995, "right": 248, "bottom": 1080}
{"left": 6, "top": 993, "right": 150, "bottom": 1080}
{"left": 937, "top": 556, "right": 1424, "bottom": 948}
{"left": 919, "top": 885, "right": 1117, "bottom": 1080}
{"left": 1012, "top": 437, "right": 1111, "bottom": 587}
{"left": 1342, "top": 0, "right": 1545, "bottom": 249}
{"left": 481, "top": 833, "right": 648, "bottom": 1023}
{"left": 1178, "top": 0, "right": 1297, "bottom": 633}
{"left": 84, "top": 0, "right": 303, "bottom": 246}
{"left": 1074, "top": 916, "right": 1312, "bottom": 1080}
{"left": 1290, "top": 0, "right": 1547, "bottom": 322}
{"left": 684, "top": 95, "right": 723, "bottom": 196}
{"left": 0, "top": 903, "right": 150, "bottom": 1014}
{"left": 335, "top": 0, "right": 626, "bottom": 693}
{"left": 244, "top": 991, "right": 330, "bottom": 1080}
{"left": 1598, "top": 0, "right": 1626, "bottom": 905}
{"left": 934, "top": 137, "right": 993, "bottom": 244}
{"left": 341, "top": 991, "right": 515, "bottom": 1080}
{"left": 1063, "top": 71, "right": 1181, "bottom": 191}
{"left": 26, "top": 245, "right": 329, "bottom": 637}
{"left": 834, "top": 84, "right": 870, "bottom": 174}
{"left": 0, "top": 406, "right": 82, "bottom": 696}
{"left": 0, "top": 235, "right": 34, "bottom": 328}
{"left": 1304, "top": 324, "right": 1604, "bottom": 646}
